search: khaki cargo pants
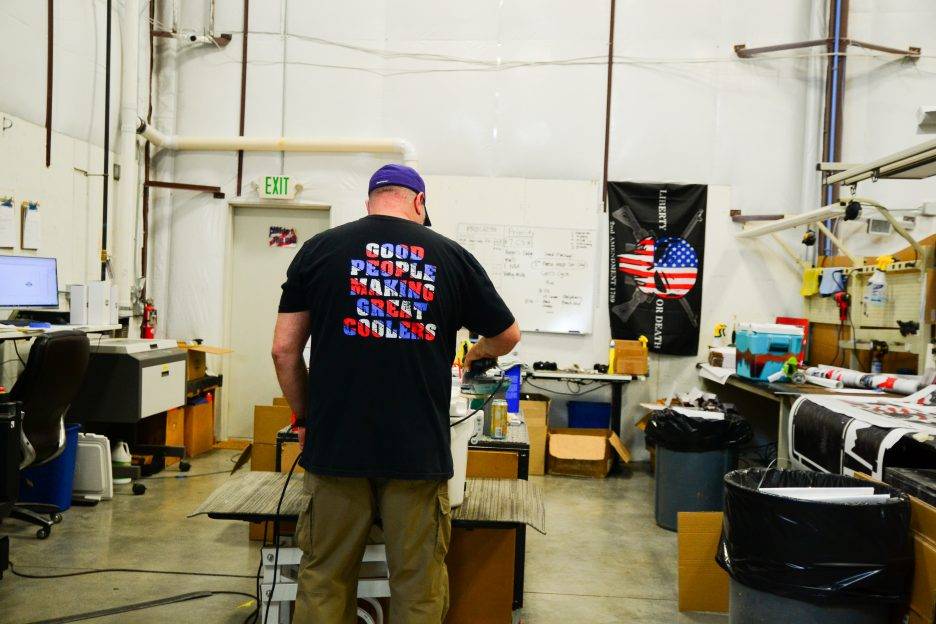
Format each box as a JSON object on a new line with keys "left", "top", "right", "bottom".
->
{"left": 293, "top": 472, "right": 452, "bottom": 624}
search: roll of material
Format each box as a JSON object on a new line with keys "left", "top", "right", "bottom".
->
{"left": 805, "top": 365, "right": 920, "bottom": 395}
{"left": 805, "top": 375, "right": 843, "bottom": 389}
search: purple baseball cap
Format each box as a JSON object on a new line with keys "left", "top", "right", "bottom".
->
{"left": 368, "top": 164, "right": 431, "bottom": 226}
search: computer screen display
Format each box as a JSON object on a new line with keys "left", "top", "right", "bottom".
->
{"left": 0, "top": 255, "right": 59, "bottom": 307}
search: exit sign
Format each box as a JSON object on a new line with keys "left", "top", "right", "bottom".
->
{"left": 258, "top": 175, "right": 298, "bottom": 199}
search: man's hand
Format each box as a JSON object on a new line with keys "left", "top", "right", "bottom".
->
{"left": 297, "top": 426, "right": 306, "bottom": 450}
{"left": 462, "top": 322, "right": 521, "bottom": 374}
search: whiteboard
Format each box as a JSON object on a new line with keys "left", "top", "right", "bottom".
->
{"left": 456, "top": 223, "right": 596, "bottom": 334}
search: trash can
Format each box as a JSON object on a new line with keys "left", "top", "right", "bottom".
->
{"left": 645, "top": 409, "right": 751, "bottom": 531}
{"left": 19, "top": 423, "right": 81, "bottom": 512}
{"left": 717, "top": 469, "right": 914, "bottom": 624}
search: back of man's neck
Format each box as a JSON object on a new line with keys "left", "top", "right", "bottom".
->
{"left": 368, "top": 207, "right": 416, "bottom": 223}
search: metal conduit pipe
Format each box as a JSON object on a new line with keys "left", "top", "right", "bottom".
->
{"left": 136, "top": 120, "right": 418, "bottom": 168}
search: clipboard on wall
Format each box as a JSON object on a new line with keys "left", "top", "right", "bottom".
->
{"left": 0, "top": 196, "right": 15, "bottom": 248}
{"left": 21, "top": 201, "right": 41, "bottom": 250}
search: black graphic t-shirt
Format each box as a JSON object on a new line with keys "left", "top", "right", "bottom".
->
{"left": 279, "top": 215, "right": 515, "bottom": 479}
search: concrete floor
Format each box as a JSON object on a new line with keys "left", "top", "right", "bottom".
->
{"left": 0, "top": 451, "right": 728, "bottom": 623}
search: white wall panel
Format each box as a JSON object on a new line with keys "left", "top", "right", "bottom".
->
{"left": 287, "top": 0, "right": 386, "bottom": 41}
{"left": 386, "top": 0, "right": 500, "bottom": 42}
{"left": 494, "top": 40, "right": 607, "bottom": 180}
{"left": 382, "top": 41, "right": 499, "bottom": 176}
{"left": 284, "top": 38, "right": 383, "bottom": 137}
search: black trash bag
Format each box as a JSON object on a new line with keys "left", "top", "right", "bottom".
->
{"left": 716, "top": 468, "right": 914, "bottom": 605}
{"left": 644, "top": 408, "right": 752, "bottom": 452}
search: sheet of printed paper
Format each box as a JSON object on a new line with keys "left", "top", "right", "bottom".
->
{"left": 21, "top": 201, "right": 41, "bottom": 250}
{"left": 0, "top": 198, "right": 15, "bottom": 248}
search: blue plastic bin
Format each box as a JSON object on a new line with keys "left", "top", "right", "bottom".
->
{"left": 568, "top": 401, "right": 611, "bottom": 428}
{"left": 19, "top": 423, "right": 80, "bottom": 512}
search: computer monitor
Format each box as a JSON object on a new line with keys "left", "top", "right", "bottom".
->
{"left": 0, "top": 255, "right": 59, "bottom": 308}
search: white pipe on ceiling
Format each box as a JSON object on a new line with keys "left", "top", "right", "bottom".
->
{"left": 136, "top": 120, "right": 419, "bottom": 167}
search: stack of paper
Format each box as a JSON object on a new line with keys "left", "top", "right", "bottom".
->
{"left": 760, "top": 487, "right": 890, "bottom": 503}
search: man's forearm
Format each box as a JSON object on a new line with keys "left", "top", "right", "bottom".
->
{"left": 273, "top": 353, "right": 308, "bottom": 421}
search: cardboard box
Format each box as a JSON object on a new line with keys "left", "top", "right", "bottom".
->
{"left": 253, "top": 405, "right": 292, "bottom": 444}
{"left": 466, "top": 449, "right": 519, "bottom": 479}
{"left": 614, "top": 339, "right": 648, "bottom": 376}
{"left": 909, "top": 493, "right": 936, "bottom": 624}
{"left": 678, "top": 511, "right": 729, "bottom": 614}
{"left": 165, "top": 407, "right": 184, "bottom": 466}
{"left": 855, "top": 472, "right": 936, "bottom": 623}
{"left": 546, "top": 428, "right": 629, "bottom": 478}
{"left": 184, "top": 400, "right": 215, "bottom": 457}
{"left": 280, "top": 441, "right": 304, "bottom": 474}
{"left": 250, "top": 443, "right": 276, "bottom": 472}
{"left": 527, "top": 424, "right": 547, "bottom": 476}
{"left": 273, "top": 396, "right": 290, "bottom": 407}
{"left": 177, "top": 342, "right": 233, "bottom": 381}
{"left": 521, "top": 394, "right": 550, "bottom": 475}
{"left": 249, "top": 520, "right": 297, "bottom": 542}
{"left": 446, "top": 527, "right": 516, "bottom": 623}
{"left": 911, "top": 534, "right": 936, "bottom": 624}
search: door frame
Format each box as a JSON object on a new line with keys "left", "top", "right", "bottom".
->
{"left": 219, "top": 199, "right": 331, "bottom": 441}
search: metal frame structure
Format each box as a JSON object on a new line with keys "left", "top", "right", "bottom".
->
{"left": 260, "top": 543, "right": 389, "bottom": 624}
{"left": 735, "top": 196, "right": 933, "bottom": 372}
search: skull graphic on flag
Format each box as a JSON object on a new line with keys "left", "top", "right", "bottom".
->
{"left": 617, "top": 236, "right": 699, "bottom": 299}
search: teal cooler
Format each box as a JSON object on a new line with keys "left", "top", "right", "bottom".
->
{"left": 735, "top": 323, "right": 804, "bottom": 381}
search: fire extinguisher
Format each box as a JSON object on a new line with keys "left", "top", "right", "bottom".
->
{"left": 141, "top": 300, "right": 157, "bottom": 339}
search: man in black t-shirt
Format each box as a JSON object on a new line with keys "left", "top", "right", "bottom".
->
{"left": 272, "top": 164, "right": 519, "bottom": 624}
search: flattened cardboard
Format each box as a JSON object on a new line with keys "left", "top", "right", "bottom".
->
{"left": 521, "top": 395, "right": 550, "bottom": 475}
{"left": 910, "top": 534, "right": 936, "bottom": 623}
{"left": 678, "top": 511, "right": 729, "bottom": 614}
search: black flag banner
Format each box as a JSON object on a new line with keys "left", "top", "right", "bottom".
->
{"left": 608, "top": 182, "right": 707, "bottom": 356}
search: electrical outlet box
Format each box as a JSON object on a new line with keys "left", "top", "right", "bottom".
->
{"left": 867, "top": 218, "right": 893, "bottom": 235}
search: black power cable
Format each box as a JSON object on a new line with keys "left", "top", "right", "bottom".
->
{"left": 263, "top": 452, "right": 302, "bottom": 624}
{"left": 23, "top": 590, "right": 256, "bottom": 624}
{"left": 9, "top": 562, "right": 256, "bottom": 580}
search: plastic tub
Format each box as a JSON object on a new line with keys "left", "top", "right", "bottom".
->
{"left": 567, "top": 401, "right": 611, "bottom": 428}
{"left": 19, "top": 423, "right": 81, "bottom": 512}
{"left": 654, "top": 446, "right": 736, "bottom": 531}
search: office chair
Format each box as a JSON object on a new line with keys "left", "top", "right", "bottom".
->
{"left": 5, "top": 331, "right": 90, "bottom": 539}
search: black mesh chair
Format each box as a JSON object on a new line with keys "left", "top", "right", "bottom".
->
{"left": 5, "top": 331, "right": 90, "bottom": 539}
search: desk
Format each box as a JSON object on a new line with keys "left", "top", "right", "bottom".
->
{"left": 191, "top": 472, "right": 545, "bottom": 624}
{"left": 699, "top": 370, "right": 901, "bottom": 469}
{"left": 524, "top": 370, "right": 646, "bottom": 434}
{"left": 0, "top": 324, "right": 122, "bottom": 341}
{"left": 274, "top": 419, "right": 535, "bottom": 614}
{"left": 468, "top": 421, "right": 530, "bottom": 610}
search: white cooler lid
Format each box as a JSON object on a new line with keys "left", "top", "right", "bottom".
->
{"left": 735, "top": 322, "right": 804, "bottom": 337}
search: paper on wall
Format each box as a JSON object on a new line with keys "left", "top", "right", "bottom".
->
{"left": 0, "top": 197, "right": 15, "bottom": 248}
{"left": 21, "top": 201, "right": 40, "bottom": 250}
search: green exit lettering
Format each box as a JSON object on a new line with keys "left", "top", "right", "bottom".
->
{"left": 262, "top": 175, "right": 291, "bottom": 198}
